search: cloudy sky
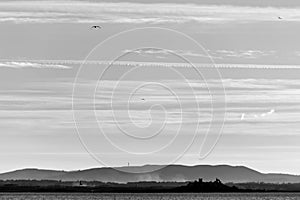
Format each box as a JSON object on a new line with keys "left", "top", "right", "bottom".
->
{"left": 0, "top": 0, "right": 300, "bottom": 174}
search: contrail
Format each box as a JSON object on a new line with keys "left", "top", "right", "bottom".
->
{"left": 1, "top": 59, "right": 300, "bottom": 69}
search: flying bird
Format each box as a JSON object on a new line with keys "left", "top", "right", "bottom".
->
{"left": 141, "top": 98, "right": 145, "bottom": 101}
{"left": 91, "top": 25, "right": 102, "bottom": 29}
{"left": 278, "top": 16, "right": 283, "bottom": 20}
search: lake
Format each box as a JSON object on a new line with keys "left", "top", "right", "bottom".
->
{"left": 0, "top": 193, "right": 300, "bottom": 200}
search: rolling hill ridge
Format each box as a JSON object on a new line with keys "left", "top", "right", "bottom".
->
{"left": 0, "top": 165, "right": 299, "bottom": 183}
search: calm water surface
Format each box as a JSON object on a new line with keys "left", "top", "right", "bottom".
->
{"left": 0, "top": 193, "right": 299, "bottom": 200}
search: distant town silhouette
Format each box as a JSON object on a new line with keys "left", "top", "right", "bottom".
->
{"left": 1, "top": 178, "right": 300, "bottom": 193}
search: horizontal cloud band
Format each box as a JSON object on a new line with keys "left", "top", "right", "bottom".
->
{"left": 0, "top": 61, "right": 72, "bottom": 69}
{"left": 1, "top": 59, "right": 300, "bottom": 69}
{"left": 1, "top": 1, "right": 300, "bottom": 24}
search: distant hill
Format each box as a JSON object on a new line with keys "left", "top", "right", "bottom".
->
{"left": 0, "top": 165, "right": 299, "bottom": 183}
{"left": 0, "top": 169, "right": 67, "bottom": 180}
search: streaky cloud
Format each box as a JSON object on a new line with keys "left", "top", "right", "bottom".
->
{"left": 1, "top": 59, "right": 300, "bottom": 69}
{"left": 1, "top": 1, "right": 300, "bottom": 24}
{"left": 0, "top": 61, "right": 72, "bottom": 69}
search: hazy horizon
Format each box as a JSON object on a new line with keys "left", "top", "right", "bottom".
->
{"left": 1, "top": 0, "right": 300, "bottom": 175}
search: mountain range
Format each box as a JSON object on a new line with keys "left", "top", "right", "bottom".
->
{"left": 0, "top": 165, "right": 299, "bottom": 183}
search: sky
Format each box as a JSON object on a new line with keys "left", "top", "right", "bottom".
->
{"left": 0, "top": 0, "right": 300, "bottom": 174}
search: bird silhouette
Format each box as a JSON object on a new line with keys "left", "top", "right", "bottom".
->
{"left": 91, "top": 25, "right": 102, "bottom": 29}
{"left": 278, "top": 16, "right": 283, "bottom": 20}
